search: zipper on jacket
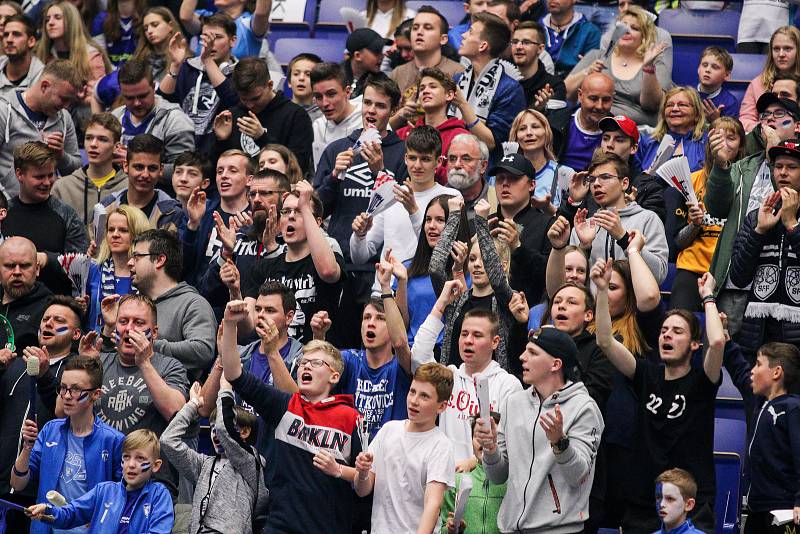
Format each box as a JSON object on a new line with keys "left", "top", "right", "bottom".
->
{"left": 547, "top": 473, "right": 562, "bottom": 514}
{"left": 515, "top": 399, "right": 545, "bottom": 532}
{"left": 482, "top": 477, "right": 489, "bottom": 534}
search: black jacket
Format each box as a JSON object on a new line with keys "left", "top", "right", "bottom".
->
{"left": 519, "top": 60, "right": 566, "bottom": 109}
{"left": 573, "top": 329, "right": 615, "bottom": 414}
{"left": 0, "top": 281, "right": 52, "bottom": 354}
{"left": 494, "top": 206, "right": 553, "bottom": 305}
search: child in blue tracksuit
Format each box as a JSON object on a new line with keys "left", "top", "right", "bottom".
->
{"left": 652, "top": 468, "right": 706, "bottom": 534}
{"left": 26, "top": 429, "right": 174, "bottom": 534}
{"left": 11, "top": 355, "right": 125, "bottom": 534}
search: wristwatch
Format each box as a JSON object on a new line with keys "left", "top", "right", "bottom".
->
{"left": 552, "top": 436, "right": 570, "bottom": 455}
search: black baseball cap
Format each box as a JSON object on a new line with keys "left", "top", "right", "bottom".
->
{"left": 346, "top": 28, "right": 386, "bottom": 55}
{"left": 768, "top": 139, "right": 800, "bottom": 162}
{"left": 756, "top": 92, "right": 800, "bottom": 119}
{"left": 528, "top": 326, "right": 579, "bottom": 379}
{"left": 488, "top": 153, "right": 535, "bottom": 179}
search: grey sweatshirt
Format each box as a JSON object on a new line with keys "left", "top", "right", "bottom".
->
{"left": 160, "top": 390, "right": 268, "bottom": 534}
{"left": 483, "top": 382, "right": 604, "bottom": 534}
{"left": 0, "top": 89, "right": 81, "bottom": 198}
{"left": 569, "top": 201, "right": 669, "bottom": 284}
{"left": 0, "top": 56, "right": 45, "bottom": 97}
{"left": 152, "top": 281, "right": 216, "bottom": 380}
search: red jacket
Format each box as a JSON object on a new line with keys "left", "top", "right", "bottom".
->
{"left": 397, "top": 117, "right": 469, "bottom": 185}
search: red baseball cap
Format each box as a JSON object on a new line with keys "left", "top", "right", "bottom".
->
{"left": 599, "top": 115, "right": 640, "bottom": 144}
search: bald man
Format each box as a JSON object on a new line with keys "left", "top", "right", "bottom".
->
{"left": 551, "top": 72, "right": 615, "bottom": 171}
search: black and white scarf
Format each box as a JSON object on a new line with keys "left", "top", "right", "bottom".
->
{"left": 744, "top": 234, "right": 800, "bottom": 324}
{"left": 453, "top": 58, "right": 521, "bottom": 120}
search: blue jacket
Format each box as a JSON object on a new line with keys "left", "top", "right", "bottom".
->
{"left": 636, "top": 130, "right": 709, "bottom": 175}
{"left": 45, "top": 479, "right": 174, "bottom": 534}
{"left": 29, "top": 416, "right": 125, "bottom": 534}
{"left": 651, "top": 519, "right": 706, "bottom": 534}
{"left": 541, "top": 13, "right": 601, "bottom": 77}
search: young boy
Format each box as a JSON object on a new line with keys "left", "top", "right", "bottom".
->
{"left": 171, "top": 151, "right": 212, "bottom": 210}
{"left": 654, "top": 468, "right": 704, "bottom": 534}
{"left": 26, "top": 429, "right": 174, "bottom": 533}
{"left": 354, "top": 362, "right": 455, "bottom": 533}
{"left": 219, "top": 300, "right": 362, "bottom": 533}
{"left": 744, "top": 342, "right": 800, "bottom": 533}
{"left": 161, "top": 379, "right": 267, "bottom": 534}
{"left": 11, "top": 356, "right": 125, "bottom": 534}
{"left": 288, "top": 53, "right": 323, "bottom": 123}
{"left": 697, "top": 46, "right": 740, "bottom": 121}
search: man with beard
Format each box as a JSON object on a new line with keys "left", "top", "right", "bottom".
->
{"left": 0, "top": 15, "right": 43, "bottom": 97}
{"left": 445, "top": 133, "right": 496, "bottom": 226}
{"left": 0, "top": 295, "right": 84, "bottom": 531}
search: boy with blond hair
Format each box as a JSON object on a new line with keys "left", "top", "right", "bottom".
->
{"left": 697, "top": 46, "right": 740, "bottom": 121}
{"left": 26, "top": 429, "right": 174, "bottom": 533}
{"left": 654, "top": 468, "right": 704, "bottom": 534}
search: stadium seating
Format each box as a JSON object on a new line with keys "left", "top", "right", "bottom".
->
{"left": 406, "top": 0, "right": 468, "bottom": 27}
{"left": 315, "top": 0, "right": 367, "bottom": 39}
{"left": 714, "top": 452, "right": 742, "bottom": 534}
{"left": 273, "top": 37, "right": 347, "bottom": 66}
{"left": 267, "top": 0, "right": 316, "bottom": 48}
{"left": 658, "top": 8, "right": 740, "bottom": 56}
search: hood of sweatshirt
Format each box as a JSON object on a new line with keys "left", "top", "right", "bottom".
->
{"left": 153, "top": 281, "right": 200, "bottom": 304}
{"left": 454, "top": 359, "right": 507, "bottom": 380}
{"left": 533, "top": 379, "right": 594, "bottom": 410}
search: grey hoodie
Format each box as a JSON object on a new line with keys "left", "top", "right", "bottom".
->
{"left": 0, "top": 56, "right": 45, "bottom": 97}
{"left": 483, "top": 382, "right": 603, "bottom": 534}
{"left": 152, "top": 281, "right": 217, "bottom": 380}
{"left": 51, "top": 166, "right": 128, "bottom": 226}
{"left": 569, "top": 201, "right": 669, "bottom": 284}
{"left": 0, "top": 89, "right": 81, "bottom": 198}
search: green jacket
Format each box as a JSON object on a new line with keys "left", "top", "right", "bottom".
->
{"left": 439, "top": 464, "right": 507, "bottom": 534}
{"left": 705, "top": 152, "right": 770, "bottom": 295}
{"left": 744, "top": 125, "right": 766, "bottom": 158}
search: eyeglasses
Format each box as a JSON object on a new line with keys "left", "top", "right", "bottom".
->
{"left": 58, "top": 385, "right": 97, "bottom": 399}
{"left": 298, "top": 357, "right": 335, "bottom": 371}
{"left": 510, "top": 39, "right": 540, "bottom": 47}
{"left": 447, "top": 154, "right": 478, "bottom": 165}
{"left": 586, "top": 173, "right": 620, "bottom": 184}
{"left": 248, "top": 190, "right": 282, "bottom": 199}
{"left": 667, "top": 101, "right": 692, "bottom": 109}
{"left": 279, "top": 207, "right": 301, "bottom": 216}
{"left": 760, "top": 109, "right": 790, "bottom": 121}
{"left": 130, "top": 252, "right": 157, "bottom": 260}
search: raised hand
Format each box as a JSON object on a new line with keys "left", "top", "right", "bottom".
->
{"left": 310, "top": 311, "right": 332, "bottom": 340}
{"left": 332, "top": 149, "right": 354, "bottom": 178}
{"left": 473, "top": 416, "right": 497, "bottom": 454}
{"left": 213, "top": 110, "right": 233, "bottom": 141}
{"left": 450, "top": 241, "right": 468, "bottom": 273}
{"left": 568, "top": 171, "right": 590, "bottom": 203}
{"left": 186, "top": 187, "right": 207, "bottom": 229}
{"left": 312, "top": 449, "right": 343, "bottom": 478}
{"left": 223, "top": 300, "right": 249, "bottom": 323}
{"left": 213, "top": 211, "right": 238, "bottom": 253}
{"left": 79, "top": 331, "right": 102, "bottom": 358}
{"left": 642, "top": 41, "right": 668, "bottom": 67}
{"left": 21, "top": 418, "right": 37, "bottom": 449}
{"left": 589, "top": 257, "right": 613, "bottom": 291}
{"left": 362, "top": 141, "right": 385, "bottom": 176}
{"left": 167, "top": 32, "right": 189, "bottom": 67}
{"left": 593, "top": 207, "right": 625, "bottom": 240}
{"left": 100, "top": 294, "right": 120, "bottom": 329}
{"left": 255, "top": 317, "right": 281, "bottom": 353}
{"left": 779, "top": 187, "right": 800, "bottom": 229}
{"left": 509, "top": 291, "right": 529, "bottom": 323}
{"left": 354, "top": 451, "right": 374, "bottom": 479}
{"left": 627, "top": 229, "right": 646, "bottom": 252}
{"left": 756, "top": 190, "right": 782, "bottom": 235}
{"left": 375, "top": 249, "right": 394, "bottom": 290}
{"left": 237, "top": 111, "right": 265, "bottom": 139}
{"left": 447, "top": 195, "right": 465, "bottom": 213}
{"left": 262, "top": 205, "right": 279, "bottom": 251}
{"left": 574, "top": 208, "right": 597, "bottom": 247}
{"left": 219, "top": 259, "right": 240, "bottom": 293}
{"left": 295, "top": 180, "right": 314, "bottom": 212}
{"left": 189, "top": 381, "right": 203, "bottom": 408}
{"left": 702, "top": 98, "right": 723, "bottom": 123}
{"left": 547, "top": 215, "right": 570, "bottom": 249}
{"left": 436, "top": 279, "right": 465, "bottom": 311}
{"left": 351, "top": 212, "right": 373, "bottom": 238}
{"left": 393, "top": 183, "right": 417, "bottom": 215}
{"left": 128, "top": 329, "right": 154, "bottom": 367}
{"left": 533, "top": 83, "right": 554, "bottom": 111}
{"left": 22, "top": 345, "right": 50, "bottom": 376}
{"left": 687, "top": 202, "right": 705, "bottom": 226}
{"left": 0, "top": 348, "right": 15, "bottom": 366}
{"left": 475, "top": 199, "right": 491, "bottom": 219}
{"left": 697, "top": 272, "right": 716, "bottom": 299}
{"left": 490, "top": 218, "right": 521, "bottom": 250}
{"left": 539, "top": 404, "right": 564, "bottom": 444}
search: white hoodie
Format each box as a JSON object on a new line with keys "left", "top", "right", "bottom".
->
{"left": 412, "top": 314, "right": 522, "bottom": 461}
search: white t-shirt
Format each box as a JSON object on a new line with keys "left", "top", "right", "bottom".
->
{"left": 312, "top": 102, "right": 364, "bottom": 166}
{"left": 738, "top": 0, "right": 791, "bottom": 44}
{"left": 369, "top": 420, "right": 455, "bottom": 534}
{"left": 361, "top": 7, "right": 417, "bottom": 38}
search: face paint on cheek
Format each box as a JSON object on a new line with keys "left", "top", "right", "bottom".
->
{"left": 54, "top": 326, "right": 70, "bottom": 335}
{"left": 655, "top": 481, "right": 663, "bottom": 513}
{"left": 139, "top": 462, "right": 151, "bottom": 472}
{"left": 76, "top": 390, "right": 92, "bottom": 403}
{"left": 143, "top": 328, "right": 152, "bottom": 341}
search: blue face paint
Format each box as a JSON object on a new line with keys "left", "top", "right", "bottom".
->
{"left": 39, "top": 326, "right": 71, "bottom": 338}
{"left": 782, "top": 119, "right": 793, "bottom": 128}
{"left": 117, "top": 328, "right": 152, "bottom": 343}
{"left": 655, "top": 481, "right": 663, "bottom": 512}
{"left": 76, "top": 390, "right": 91, "bottom": 403}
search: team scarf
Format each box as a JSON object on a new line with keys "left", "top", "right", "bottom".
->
{"left": 98, "top": 257, "right": 137, "bottom": 328}
{"left": 453, "top": 58, "right": 521, "bottom": 121}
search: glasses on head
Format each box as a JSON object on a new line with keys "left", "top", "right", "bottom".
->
{"left": 279, "top": 207, "right": 301, "bottom": 217}
{"left": 760, "top": 109, "right": 790, "bottom": 121}
{"left": 586, "top": 173, "right": 620, "bottom": 184}
{"left": 447, "top": 154, "right": 477, "bottom": 165}
{"left": 510, "top": 38, "right": 540, "bottom": 47}
{"left": 130, "top": 252, "right": 157, "bottom": 260}
{"left": 298, "top": 357, "right": 334, "bottom": 371}
{"left": 58, "top": 385, "right": 96, "bottom": 399}
{"left": 248, "top": 190, "right": 282, "bottom": 199}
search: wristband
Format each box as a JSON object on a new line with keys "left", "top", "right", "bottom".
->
{"left": 466, "top": 117, "right": 480, "bottom": 129}
{"left": 702, "top": 295, "right": 716, "bottom": 306}
{"left": 167, "top": 70, "right": 179, "bottom": 79}
{"left": 12, "top": 465, "right": 28, "bottom": 477}
{"left": 616, "top": 233, "right": 630, "bottom": 250}
{"left": 551, "top": 242, "right": 567, "bottom": 251}
{"left": 380, "top": 292, "right": 394, "bottom": 299}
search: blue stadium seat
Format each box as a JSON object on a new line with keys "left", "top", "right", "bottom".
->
{"left": 714, "top": 417, "right": 746, "bottom": 458}
{"left": 722, "top": 53, "right": 766, "bottom": 108}
{"left": 273, "top": 37, "right": 347, "bottom": 66}
{"left": 658, "top": 9, "right": 740, "bottom": 56}
{"left": 407, "top": 0, "right": 468, "bottom": 27}
{"left": 315, "top": 0, "right": 367, "bottom": 39}
{"left": 268, "top": 0, "right": 316, "bottom": 47}
{"left": 597, "top": 529, "right": 621, "bottom": 534}
{"left": 714, "top": 452, "right": 742, "bottom": 534}
{"left": 717, "top": 367, "right": 744, "bottom": 402}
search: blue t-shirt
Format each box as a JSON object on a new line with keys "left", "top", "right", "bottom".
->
{"left": 248, "top": 340, "right": 293, "bottom": 386}
{"left": 91, "top": 12, "right": 137, "bottom": 67}
{"left": 543, "top": 26, "right": 566, "bottom": 61}
{"left": 195, "top": 10, "right": 265, "bottom": 58}
{"left": 698, "top": 87, "right": 740, "bottom": 119}
{"left": 117, "top": 487, "right": 143, "bottom": 534}
{"left": 336, "top": 349, "right": 411, "bottom": 439}
{"left": 121, "top": 109, "right": 156, "bottom": 146}
{"left": 17, "top": 91, "right": 47, "bottom": 130}
{"left": 53, "top": 433, "right": 88, "bottom": 534}
{"left": 560, "top": 113, "right": 602, "bottom": 171}
{"left": 534, "top": 160, "right": 569, "bottom": 206}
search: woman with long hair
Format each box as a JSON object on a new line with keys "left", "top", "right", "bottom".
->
{"left": 258, "top": 144, "right": 303, "bottom": 184}
{"left": 91, "top": 0, "right": 147, "bottom": 67}
{"left": 508, "top": 108, "right": 572, "bottom": 209}
{"left": 637, "top": 86, "right": 708, "bottom": 172}
{"left": 566, "top": 5, "right": 670, "bottom": 127}
{"left": 740, "top": 26, "right": 800, "bottom": 132}
{"left": 362, "top": 0, "right": 416, "bottom": 39}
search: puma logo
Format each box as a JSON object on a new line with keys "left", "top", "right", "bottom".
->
{"left": 768, "top": 405, "right": 785, "bottom": 425}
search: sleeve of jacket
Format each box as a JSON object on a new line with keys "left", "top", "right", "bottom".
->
{"left": 583, "top": 345, "right": 615, "bottom": 413}
{"left": 429, "top": 209, "right": 461, "bottom": 291}
{"left": 482, "top": 395, "right": 511, "bottom": 484}
{"left": 509, "top": 216, "right": 551, "bottom": 298}
{"left": 152, "top": 297, "right": 216, "bottom": 374}
{"left": 146, "top": 483, "right": 176, "bottom": 534}
{"left": 36, "top": 367, "right": 60, "bottom": 413}
{"left": 283, "top": 108, "right": 313, "bottom": 176}
{"left": 350, "top": 210, "right": 385, "bottom": 265}
{"left": 411, "top": 314, "right": 443, "bottom": 371}
{"left": 159, "top": 402, "right": 206, "bottom": 484}
{"left": 705, "top": 163, "right": 736, "bottom": 219}
{"left": 486, "top": 79, "right": 526, "bottom": 148}
{"left": 230, "top": 369, "right": 291, "bottom": 427}
{"left": 636, "top": 211, "right": 669, "bottom": 284}
{"left": 162, "top": 109, "right": 196, "bottom": 163}
{"left": 49, "top": 485, "right": 100, "bottom": 529}
{"left": 216, "top": 389, "right": 261, "bottom": 494}
{"left": 556, "top": 399, "right": 603, "bottom": 487}
{"left": 213, "top": 78, "right": 239, "bottom": 111}
{"left": 59, "top": 202, "right": 89, "bottom": 253}
{"left": 729, "top": 210, "right": 766, "bottom": 289}
{"left": 633, "top": 174, "right": 666, "bottom": 222}
{"left": 315, "top": 153, "right": 340, "bottom": 217}
{"left": 476, "top": 215, "right": 513, "bottom": 308}
{"left": 722, "top": 339, "right": 754, "bottom": 405}
{"left": 56, "top": 113, "right": 81, "bottom": 176}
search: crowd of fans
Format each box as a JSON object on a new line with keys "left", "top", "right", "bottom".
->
{"left": 0, "top": 0, "right": 797, "bottom": 532}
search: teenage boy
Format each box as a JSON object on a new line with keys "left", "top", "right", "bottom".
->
{"left": 353, "top": 362, "right": 455, "bottom": 533}
{"left": 399, "top": 279, "right": 522, "bottom": 463}
{"left": 540, "top": 0, "right": 601, "bottom": 78}
{"left": 697, "top": 46, "right": 739, "bottom": 121}
{"left": 158, "top": 13, "right": 241, "bottom": 148}
{"left": 570, "top": 152, "right": 669, "bottom": 284}
{"left": 171, "top": 151, "right": 212, "bottom": 210}
{"left": 26, "top": 429, "right": 175, "bottom": 533}
{"left": 53, "top": 113, "right": 128, "bottom": 227}
{"left": 288, "top": 53, "right": 323, "bottom": 122}
{"left": 475, "top": 326, "right": 603, "bottom": 533}
{"left": 0, "top": 14, "right": 43, "bottom": 97}
{"left": 4, "top": 141, "right": 88, "bottom": 255}
{"left": 396, "top": 68, "right": 469, "bottom": 182}
{"left": 455, "top": 12, "right": 526, "bottom": 160}
{"left": 179, "top": 0, "right": 270, "bottom": 59}
{"left": 219, "top": 300, "right": 363, "bottom": 534}
{"left": 310, "top": 62, "right": 363, "bottom": 167}
{"left": 772, "top": 72, "right": 800, "bottom": 102}
{"left": 654, "top": 469, "right": 705, "bottom": 534}
{"left": 212, "top": 57, "right": 312, "bottom": 173}
{"left": 512, "top": 21, "right": 566, "bottom": 108}
{"left": 350, "top": 126, "right": 459, "bottom": 294}
{"left": 241, "top": 181, "right": 344, "bottom": 343}
{"left": 0, "top": 59, "right": 83, "bottom": 198}
{"left": 343, "top": 28, "right": 384, "bottom": 98}
{"left": 745, "top": 342, "right": 800, "bottom": 533}
{"left": 315, "top": 73, "right": 408, "bottom": 260}
{"left": 729, "top": 140, "right": 800, "bottom": 359}
{"left": 11, "top": 356, "right": 125, "bottom": 534}
{"left": 448, "top": 0, "right": 490, "bottom": 50}
{"left": 593, "top": 261, "right": 725, "bottom": 532}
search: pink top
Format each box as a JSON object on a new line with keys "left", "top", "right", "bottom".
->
{"left": 739, "top": 76, "right": 766, "bottom": 133}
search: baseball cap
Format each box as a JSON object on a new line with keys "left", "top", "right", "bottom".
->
{"left": 756, "top": 92, "right": 800, "bottom": 119}
{"left": 346, "top": 28, "right": 386, "bottom": 55}
{"left": 599, "top": 115, "right": 639, "bottom": 144}
{"left": 768, "top": 139, "right": 800, "bottom": 162}
{"left": 488, "top": 153, "right": 535, "bottom": 179}
{"left": 528, "top": 326, "right": 579, "bottom": 379}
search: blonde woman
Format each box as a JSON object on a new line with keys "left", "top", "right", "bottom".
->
{"left": 637, "top": 87, "right": 708, "bottom": 172}
{"left": 739, "top": 26, "right": 800, "bottom": 132}
{"left": 566, "top": 5, "right": 670, "bottom": 127}
{"left": 362, "top": 0, "right": 416, "bottom": 39}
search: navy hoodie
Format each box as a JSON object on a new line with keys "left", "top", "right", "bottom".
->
{"left": 314, "top": 128, "right": 408, "bottom": 261}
